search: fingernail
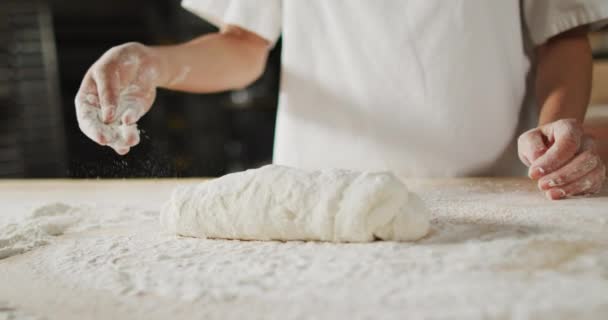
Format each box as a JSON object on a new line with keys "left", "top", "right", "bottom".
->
{"left": 529, "top": 166, "right": 545, "bottom": 179}
{"left": 538, "top": 178, "right": 560, "bottom": 191}
{"left": 546, "top": 189, "right": 566, "bottom": 200}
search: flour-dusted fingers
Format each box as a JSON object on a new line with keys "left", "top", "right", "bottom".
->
{"left": 537, "top": 149, "right": 601, "bottom": 191}
{"left": 75, "top": 102, "right": 111, "bottom": 146}
{"left": 109, "top": 144, "right": 131, "bottom": 156}
{"left": 120, "top": 103, "right": 146, "bottom": 125}
{"left": 88, "top": 42, "right": 159, "bottom": 124}
{"left": 529, "top": 119, "right": 583, "bottom": 179}
{"left": 92, "top": 62, "right": 121, "bottom": 124}
{"left": 74, "top": 69, "right": 101, "bottom": 116}
{"left": 90, "top": 43, "right": 143, "bottom": 123}
{"left": 518, "top": 128, "right": 548, "bottom": 166}
{"left": 104, "top": 124, "right": 133, "bottom": 155}
{"left": 75, "top": 76, "right": 112, "bottom": 145}
{"left": 114, "top": 146, "right": 130, "bottom": 156}
{"left": 120, "top": 124, "right": 141, "bottom": 147}
{"left": 75, "top": 68, "right": 99, "bottom": 102}
{"left": 75, "top": 77, "right": 131, "bottom": 152}
{"left": 112, "top": 85, "right": 155, "bottom": 149}
{"left": 75, "top": 42, "right": 166, "bottom": 154}
{"left": 118, "top": 52, "right": 162, "bottom": 124}
{"left": 545, "top": 163, "right": 606, "bottom": 200}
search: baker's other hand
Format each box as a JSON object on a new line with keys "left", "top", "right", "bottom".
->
{"left": 74, "top": 42, "right": 165, "bottom": 155}
{"left": 518, "top": 119, "right": 606, "bottom": 200}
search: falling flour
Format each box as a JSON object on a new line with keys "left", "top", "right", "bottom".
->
{"left": 160, "top": 165, "right": 430, "bottom": 242}
{"left": 76, "top": 47, "right": 162, "bottom": 154}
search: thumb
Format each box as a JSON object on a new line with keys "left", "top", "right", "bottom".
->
{"left": 518, "top": 128, "right": 548, "bottom": 167}
{"left": 118, "top": 85, "right": 156, "bottom": 125}
{"left": 529, "top": 119, "right": 582, "bottom": 179}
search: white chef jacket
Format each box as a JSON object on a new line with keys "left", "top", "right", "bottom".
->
{"left": 182, "top": 0, "right": 608, "bottom": 177}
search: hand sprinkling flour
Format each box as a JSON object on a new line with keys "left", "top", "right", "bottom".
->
{"left": 74, "top": 42, "right": 168, "bottom": 154}
{"left": 74, "top": 27, "right": 272, "bottom": 155}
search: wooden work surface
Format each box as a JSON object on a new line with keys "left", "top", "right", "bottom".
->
{"left": 0, "top": 178, "right": 607, "bottom": 320}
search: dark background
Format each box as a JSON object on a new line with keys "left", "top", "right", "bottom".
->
{"left": 3, "top": 1, "right": 608, "bottom": 179}
{"left": 1, "top": 0, "right": 281, "bottom": 178}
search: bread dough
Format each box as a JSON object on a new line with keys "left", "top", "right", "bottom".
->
{"left": 160, "top": 165, "right": 430, "bottom": 242}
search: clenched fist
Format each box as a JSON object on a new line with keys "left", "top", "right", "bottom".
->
{"left": 518, "top": 119, "right": 606, "bottom": 200}
{"left": 74, "top": 42, "right": 164, "bottom": 155}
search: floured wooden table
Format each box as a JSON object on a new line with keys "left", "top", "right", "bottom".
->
{"left": 0, "top": 178, "right": 607, "bottom": 320}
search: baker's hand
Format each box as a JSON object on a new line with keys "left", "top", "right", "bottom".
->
{"left": 75, "top": 42, "right": 163, "bottom": 155}
{"left": 518, "top": 119, "right": 606, "bottom": 200}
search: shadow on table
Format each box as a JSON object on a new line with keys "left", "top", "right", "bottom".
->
{"left": 419, "top": 221, "right": 543, "bottom": 245}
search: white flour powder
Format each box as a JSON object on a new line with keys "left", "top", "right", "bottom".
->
{"left": 1, "top": 180, "right": 607, "bottom": 320}
{"left": 0, "top": 203, "right": 156, "bottom": 260}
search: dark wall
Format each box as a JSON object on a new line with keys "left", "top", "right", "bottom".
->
{"left": 2, "top": 0, "right": 280, "bottom": 178}
{"left": 1, "top": 0, "right": 67, "bottom": 177}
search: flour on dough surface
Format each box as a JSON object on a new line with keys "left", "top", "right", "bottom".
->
{"left": 160, "top": 165, "right": 430, "bottom": 242}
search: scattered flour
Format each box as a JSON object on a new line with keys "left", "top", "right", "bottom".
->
{"left": 0, "top": 203, "right": 156, "bottom": 260}
{"left": 1, "top": 179, "right": 608, "bottom": 319}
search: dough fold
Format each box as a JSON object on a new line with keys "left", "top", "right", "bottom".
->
{"left": 160, "top": 165, "right": 429, "bottom": 242}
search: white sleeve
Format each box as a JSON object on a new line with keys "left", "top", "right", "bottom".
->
{"left": 523, "top": 0, "right": 608, "bottom": 45}
{"left": 181, "top": 0, "right": 282, "bottom": 44}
